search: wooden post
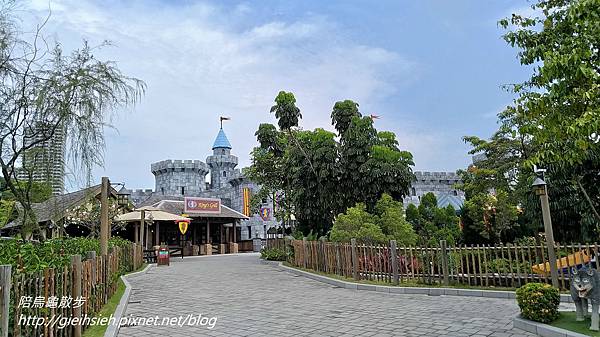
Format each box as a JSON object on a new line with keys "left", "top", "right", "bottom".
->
{"left": 0, "top": 265, "right": 11, "bottom": 337}
{"left": 390, "top": 240, "right": 399, "bottom": 285}
{"left": 139, "top": 210, "right": 145, "bottom": 251}
{"left": 351, "top": 238, "right": 359, "bottom": 281}
{"left": 302, "top": 237, "right": 308, "bottom": 269}
{"left": 100, "top": 177, "right": 109, "bottom": 256}
{"left": 87, "top": 251, "right": 97, "bottom": 286}
{"left": 206, "top": 219, "right": 211, "bottom": 244}
{"left": 440, "top": 240, "right": 449, "bottom": 286}
{"left": 155, "top": 222, "right": 160, "bottom": 246}
{"left": 71, "top": 255, "right": 82, "bottom": 337}
{"left": 134, "top": 223, "right": 139, "bottom": 245}
{"left": 232, "top": 220, "right": 237, "bottom": 243}
{"left": 132, "top": 243, "right": 138, "bottom": 271}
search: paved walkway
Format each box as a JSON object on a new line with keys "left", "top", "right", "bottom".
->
{"left": 118, "top": 254, "right": 534, "bottom": 337}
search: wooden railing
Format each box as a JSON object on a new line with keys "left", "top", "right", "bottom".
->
{"left": 289, "top": 239, "right": 598, "bottom": 290}
{"left": 1, "top": 242, "right": 143, "bottom": 337}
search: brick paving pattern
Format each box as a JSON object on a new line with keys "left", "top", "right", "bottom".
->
{"left": 118, "top": 254, "right": 536, "bottom": 337}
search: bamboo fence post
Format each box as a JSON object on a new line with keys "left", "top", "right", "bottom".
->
{"left": 302, "top": 238, "right": 308, "bottom": 269}
{"left": 0, "top": 265, "right": 11, "bottom": 337}
{"left": 71, "top": 255, "right": 82, "bottom": 337}
{"left": 390, "top": 240, "right": 399, "bottom": 285}
{"left": 351, "top": 239, "right": 359, "bottom": 281}
{"left": 440, "top": 240, "right": 449, "bottom": 286}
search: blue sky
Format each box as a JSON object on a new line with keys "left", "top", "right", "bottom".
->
{"left": 23, "top": 0, "right": 534, "bottom": 190}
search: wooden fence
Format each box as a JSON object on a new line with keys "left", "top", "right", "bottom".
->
{"left": 289, "top": 239, "right": 598, "bottom": 291}
{"left": 1, "top": 243, "right": 143, "bottom": 337}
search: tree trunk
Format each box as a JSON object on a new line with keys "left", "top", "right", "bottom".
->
{"left": 577, "top": 179, "right": 600, "bottom": 224}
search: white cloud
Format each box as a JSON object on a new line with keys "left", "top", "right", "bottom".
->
{"left": 21, "top": 0, "right": 419, "bottom": 190}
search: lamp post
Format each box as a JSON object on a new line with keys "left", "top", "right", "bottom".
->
{"left": 532, "top": 176, "right": 560, "bottom": 288}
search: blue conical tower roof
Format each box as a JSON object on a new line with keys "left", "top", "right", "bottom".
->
{"left": 212, "top": 128, "right": 232, "bottom": 149}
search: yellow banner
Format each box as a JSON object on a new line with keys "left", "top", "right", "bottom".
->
{"left": 243, "top": 187, "right": 251, "bottom": 216}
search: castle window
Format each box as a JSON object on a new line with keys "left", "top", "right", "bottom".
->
{"left": 161, "top": 187, "right": 164, "bottom": 195}
{"left": 411, "top": 187, "right": 416, "bottom": 196}
{"left": 247, "top": 226, "right": 252, "bottom": 238}
{"left": 181, "top": 186, "right": 185, "bottom": 195}
{"left": 221, "top": 149, "right": 226, "bottom": 155}
{"left": 453, "top": 190, "right": 458, "bottom": 196}
{"left": 222, "top": 171, "right": 227, "bottom": 177}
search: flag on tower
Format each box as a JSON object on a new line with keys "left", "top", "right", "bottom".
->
{"left": 220, "top": 116, "right": 231, "bottom": 128}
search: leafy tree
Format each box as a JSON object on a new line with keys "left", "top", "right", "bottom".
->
{"left": 499, "top": 0, "right": 600, "bottom": 167}
{"left": 0, "top": 3, "right": 145, "bottom": 239}
{"left": 458, "top": 0, "right": 600, "bottom": 243}
{"left": 404, "top": 193, "right": 461, "bottom": 246}
{"left": 331, "top": 100, "right": 360, "bottom": 135}
{"left": 64, "top": 198, "right": 124, "bottom": 237}
{"left": 271, "top": 91, "right": 302, "bottom": 131}
{"left": 249, "top": 94, "right": 414, "bottom": 236}
{"left": 330, "top": 204, "right": 385, "bottom": 244}
{"left": 373, "top": 194, "right": 417, "bottom": 245}
{"left": 0, "top": 179, "right": 51, "bottom": 230}
{"left": 330, "top": 194, "right": 417, "bottom": 245}
{"left": 500, "top": 0, "right": 600, "bottom": 222}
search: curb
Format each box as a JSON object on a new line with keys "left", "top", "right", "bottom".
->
{"left": 104, "top": 264, "right": 152, "bottom": 337}
{"left": 266, "top": 261, "right": 574, "bottom": 303}
{"left": 513, "top": 316, "right": 590, "bottom": 337}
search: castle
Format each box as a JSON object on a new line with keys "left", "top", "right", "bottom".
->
{"left": 127, "top": 126, "right": 465, "bottom": 240}
{"left": 128, "top": 126, "right": 278, "bottom": 241}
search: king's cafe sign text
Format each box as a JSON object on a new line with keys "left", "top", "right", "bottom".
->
{"left": 184, "top": 197, "right": 221, "bottom": 214}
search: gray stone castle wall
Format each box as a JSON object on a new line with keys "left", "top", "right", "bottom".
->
{"left": 151, "top": 160, "right": 209, "bottom": 196}
{"left": 403, "top": 171, "right": 465, "bottom": 207}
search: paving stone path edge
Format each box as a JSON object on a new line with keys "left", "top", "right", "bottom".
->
{"left": 262, "top": 260, "right": 575, "bottom": 303}
{"left": 104, "top": 264, "right": 152, "bottom": 337}
{"left": 513, "top": 316, "right": 591, "bottom": 337}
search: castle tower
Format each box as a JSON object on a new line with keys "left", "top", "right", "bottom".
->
{"left": 151, "top": 160, "right": 209, "bottom": 196}
{"left": 206, "top": 127, "right": 238, "bottom": 190}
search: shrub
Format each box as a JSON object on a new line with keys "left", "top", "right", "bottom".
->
{"left": 516, "top": 283, "right": 560, "bottom": 323}
{"left": 0, "top": 237, "right": 133, "bottom": 272}
{"left": 260, "top": 247, "right": 287, "bottom": 261}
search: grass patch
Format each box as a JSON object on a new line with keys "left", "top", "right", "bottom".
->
{"left": 82, "top": 264, "right": 146, "bottom": 337}
{"left": 550, "top": 311, "right": 600, "bottom": 336}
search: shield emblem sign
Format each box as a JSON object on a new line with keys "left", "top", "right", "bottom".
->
{"left": 179, "top": 221, "right": 189, "bottom": 235}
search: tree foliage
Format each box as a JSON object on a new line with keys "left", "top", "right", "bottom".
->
{"left": 248, "top": 93, "right": 414, "bottom": 236}
{"left": 404, "top": 193, "right": 461, "bottom": 246}
{"left": 330, "top": 194, "right": 417, "bottom": 245}
{"left": 459, "top": 0, "right": 600, "bottom": 243}
{"left": 0, "top": 3, "right": 145, "bottom": 239}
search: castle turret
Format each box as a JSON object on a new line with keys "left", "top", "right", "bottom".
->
{"left": 206, "top": 127, "right": 238, "bottom": 190}
{"left": 151, "top": 159, "right": 209, "bottom": 196}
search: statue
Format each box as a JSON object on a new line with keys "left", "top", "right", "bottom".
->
{"left": 571, "top": 267, "right": 600, "bottom": 331}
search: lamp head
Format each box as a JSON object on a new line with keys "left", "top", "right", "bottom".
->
{"left": 532, "top": 177, "right": 547, "bottom": 196}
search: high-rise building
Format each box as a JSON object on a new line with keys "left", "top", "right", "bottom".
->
{"left": 20, "top": 121, "right": 66, "bottom": 195}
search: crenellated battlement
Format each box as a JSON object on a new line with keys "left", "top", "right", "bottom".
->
{"left": 151, "top": 159, "right": 209, "bottom": 175}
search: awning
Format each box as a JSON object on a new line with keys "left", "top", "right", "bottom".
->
{"left": 114, "top": 209, "right": 191, "bottom": 222}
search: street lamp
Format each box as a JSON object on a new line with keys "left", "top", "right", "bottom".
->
{"left": 116, "top": 187, "right": 130, "bottom": 207}
{"left": 532, "top": 175, "right": 560, "bottom": 288}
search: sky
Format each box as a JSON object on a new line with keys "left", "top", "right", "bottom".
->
{"left": 20, "top": 0, "right": 534, "bottom": 191}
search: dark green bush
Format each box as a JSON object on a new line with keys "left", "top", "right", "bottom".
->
{"left": 0, "top": 237, "right": 133, "bottom": 272}
{"left": 260, "top": 247, "right": 287, "bottom": 261}
{"left": 516, "top": 283, "right": 560, "bottom": 323}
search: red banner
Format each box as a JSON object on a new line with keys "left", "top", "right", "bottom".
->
{"left": 184, "top": 197, "right": 221, "bottom": 214}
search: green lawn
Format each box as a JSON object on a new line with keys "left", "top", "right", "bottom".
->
{"left": 551, "top": 311, "right": 600, "bottom": 336}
